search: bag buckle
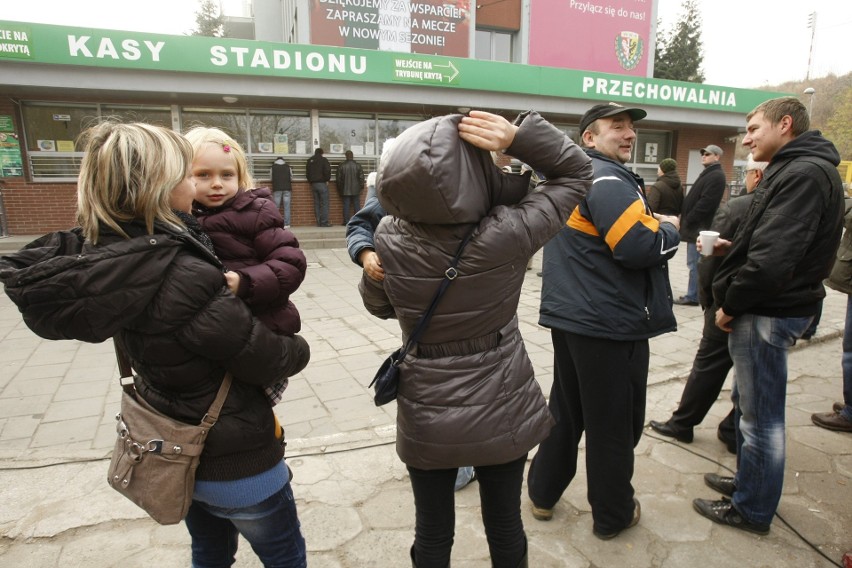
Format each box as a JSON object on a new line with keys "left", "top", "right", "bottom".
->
{"left": 127, "top": 439, "right": 164, "bottom": 457}
{"left": 445, "top": 267, "right": 458, "bottom": 280}
{"left": 115, "top": 413, "right": 129, "bottom": 439}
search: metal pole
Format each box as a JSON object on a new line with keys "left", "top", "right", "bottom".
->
{"left": 806, "top": 12, "right": 817, "bottom": 80}
{"left": 804, "top": 88, "right": 815, "bottom": 121}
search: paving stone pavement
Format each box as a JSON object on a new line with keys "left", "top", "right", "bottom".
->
{"left": 0, "top": 245, "right": 850, "bottom": 567}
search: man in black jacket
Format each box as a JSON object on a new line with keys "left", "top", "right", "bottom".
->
{"left": 649, "top": 153, "right": 768, "bottom": 454}
{"left": 693, "top": 97, "right": 844, "bottom": 535}
{"left": 336, "top": 150, "right": 365, "bottom": 225}
{"left": 675, "top": 144, "right": 726, "bottom": 306}
{"left": 306, "top": 147, "right": 332, "bottom": 226}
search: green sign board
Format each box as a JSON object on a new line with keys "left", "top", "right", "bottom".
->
{"left": 0, "top": 20, "right": 788, "bottom": 114}
{"left": 0, "top": 114, "right": 14, "bottom": 132}
{"left": 0, "top": 115, "right": 23, "bottom": 177}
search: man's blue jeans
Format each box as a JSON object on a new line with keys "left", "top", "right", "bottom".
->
{"left": 185, "top": 482, "right": 306, "bottom": 568}
{"left": 728, "top": 313, "right": 813, "bottom": 526}
{"left": 684, "top": 241, "right": 700, "bottom": 302}
{"left": 311, "top": 182, "right": 329, "bottom": 226}
{"left": 342, "top": 195, "right": 360, "bottom": 225}
{"left": 841, "top": 296, "right": 852, "bottom": 421}
{"left": 272, "top": 190, "right": 291, "bottom": 227}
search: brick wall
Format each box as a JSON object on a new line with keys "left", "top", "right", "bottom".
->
{"left": 2, "top": 179, "right": 78, "bottom": 234}
{"left": 671, "top": 126, "right": 737, "bottom": 182}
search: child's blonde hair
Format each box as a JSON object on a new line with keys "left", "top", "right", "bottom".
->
{"left": 76, "top": 121, "right": 193, "bottom": 244}
{"left": 184, "top": 126, "right": 254, "bottom": 190}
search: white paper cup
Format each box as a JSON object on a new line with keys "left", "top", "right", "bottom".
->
{"left": 699, "top": 231, "right": 720, "bottom": 256}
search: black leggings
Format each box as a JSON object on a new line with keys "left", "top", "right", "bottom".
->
{"left": 407, "top": 454, "right": 527, "bottom": 568}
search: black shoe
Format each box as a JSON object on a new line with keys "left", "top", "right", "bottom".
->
{"left": 649, "top": 420, "right": 693, "bottom": 443}
{"left": 703, "top": 473, "right": 735, "bottom": 497}
{"left": 692, "top": 497, "right": 769, "bottom": 535}
{"left": 593, "top": 498, "right": 640, "bottom": 540}
{"left": 673, "top": 296, "right": 699, "bottom": 306}
{"left": 717, "top": 429, "right": 737, "bottom": 454}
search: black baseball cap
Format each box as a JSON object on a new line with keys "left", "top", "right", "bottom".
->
{"left": 579, "top": 102, "right": 647, "bottom": 134}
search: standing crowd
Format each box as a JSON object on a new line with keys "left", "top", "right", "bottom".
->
{"left": 0, "top": 95, "right": 848, "bottom": 567}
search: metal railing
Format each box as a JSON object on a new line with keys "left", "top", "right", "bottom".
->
{"left": 28, "top": 153, "right": 380, "bottom": 184}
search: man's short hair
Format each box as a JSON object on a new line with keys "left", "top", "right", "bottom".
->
{"left": 345, "top": 150, "right": 354, "bottom": 159}
{"left": 579, "top": 102, "right": 646, "bottom": 135}
{"left": 747, "top": 97, "right": 810, "bottom": 136}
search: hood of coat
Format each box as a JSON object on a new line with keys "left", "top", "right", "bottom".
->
{"left": 657, "top": 170, "right": 682, "bottom": 188}
{"left": 771, "top": 129, "right": 841, "bottom": 168}
{"left": 377, "top": 114, "right": 530, "bottom": 224}
{"left": 0, "top": 223, "right": 205, "bottom": 342}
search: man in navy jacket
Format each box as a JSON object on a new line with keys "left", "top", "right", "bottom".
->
{"left": 527, "top": 102, "right": 680, "bottom": 540}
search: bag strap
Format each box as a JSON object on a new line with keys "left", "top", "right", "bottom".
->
{"left": 113, "top": 338, "right": 232, "bottom": 427}
{"left": 396, "top": 228, "right": 476, "bottom": 364}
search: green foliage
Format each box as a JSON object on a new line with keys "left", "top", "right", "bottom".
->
{"left": 192, "top": 0, "right": 225, "bottom": 37}
{"left": 823, "top": 87, "right": 852, "bottom": 161}
{"left": 654, "top": 0, "right": 705, "bottom": 83}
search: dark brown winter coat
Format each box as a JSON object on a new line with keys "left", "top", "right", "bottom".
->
{"left": 0, "top": 222, "right": 310, "bottom": 480}
{"left": 359, "top": 111, "right": 593, "bottom": 469}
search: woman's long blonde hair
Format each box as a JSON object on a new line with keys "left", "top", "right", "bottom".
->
{"left": 76, "top": 121, "right": 193, "bottom": 243}
{"left": 184, "top": 126, "right": 254, "bottom": 191}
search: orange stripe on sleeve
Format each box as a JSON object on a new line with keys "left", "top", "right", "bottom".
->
{"left": 566, "top": 206, "right": 599, "bottom": 236}
{"left": 604, "top": 200, "right": 660, "bottom": 250}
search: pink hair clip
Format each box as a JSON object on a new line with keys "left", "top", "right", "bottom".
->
{"left": 222, "top": 144, "right": 231, "bottom": 153}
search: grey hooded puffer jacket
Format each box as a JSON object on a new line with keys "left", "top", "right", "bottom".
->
{"left": 359, "top": 111, "right": 593, "bottom": 469}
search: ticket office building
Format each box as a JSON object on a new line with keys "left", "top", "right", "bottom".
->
{"left": 0, "top": 21, "right": 784, "bottom": 235}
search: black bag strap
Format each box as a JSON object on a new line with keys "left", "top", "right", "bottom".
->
{"left": 395, "top": 228, "right": 476, "bottom": 365}
{"left": 113, "top": 339, "right": 232, "bottom": 426}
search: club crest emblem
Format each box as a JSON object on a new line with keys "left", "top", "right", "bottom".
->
{"left": 615, "top": 31, "right": 643, "bottom": 71}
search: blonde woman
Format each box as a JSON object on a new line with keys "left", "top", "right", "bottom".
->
{"left": 0, "top": 121, "right": 310, "bottom": 567}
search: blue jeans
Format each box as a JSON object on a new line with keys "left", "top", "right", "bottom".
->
{"left": 185, "top": 482, "right": 306, "bottom": 568}
{"left": 310, "top": 182, "right": 329, "bottom": 225}
{"left": 341, "top": 195, "right": 360, "bottom": 225}
{"left": 272, "top": 190, "right": 291, "bottom": 227}
{"left": 728, "top": 313, "right": 813, "bottom": 526}
{"left": 841, "top": 296, "right": 852, "bottom": 421}
{"left": 684, "top": 241, "right": 699, "bottom": 302}
{"left": 454, "top": 465, "right": 475, "bottom": 490}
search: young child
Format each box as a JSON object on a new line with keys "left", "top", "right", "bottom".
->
{"left": 184, "top": 126, "right": 307, "bottom": 405}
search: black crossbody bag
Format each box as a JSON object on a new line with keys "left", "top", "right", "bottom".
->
{"left": 369, "top": 230, "right": 475, "bottom": 406}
